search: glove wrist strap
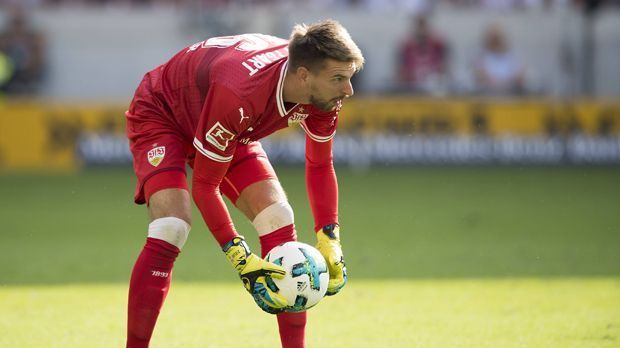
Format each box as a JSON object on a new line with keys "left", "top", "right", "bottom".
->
{"left": 223, "top": 236, "right": 251, "bottom": 272}
{"left": 319, "top": 223, "right": 340, "bottom": 241}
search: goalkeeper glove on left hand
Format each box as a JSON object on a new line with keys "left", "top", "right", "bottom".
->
{"left": 316, "top": 224, "right": 347, "bottom": 296}
{"left": 223, "top": 236, "right": 288, "bottom": 314}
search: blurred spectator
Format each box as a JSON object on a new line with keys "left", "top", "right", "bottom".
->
{"left": 478, "top": 0, "right": 550, "bottom": 10}
{"left": 351, "top": 0, "right": 434, "bottom": 14}
{"left": 0, "top": 7, "right": 46, "bottom": 95}
{"left": 395, "top": 14, "right": 448, "bottom": 95}
{"left": 444, "top": 0, "right": 576, "bottom": 10}
{"left": 473, "top": 24, "right": 525, "bottom": 95}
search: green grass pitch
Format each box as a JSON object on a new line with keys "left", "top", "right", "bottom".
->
{"left": 1, "top": 166, "right": 619, "bottom": 346}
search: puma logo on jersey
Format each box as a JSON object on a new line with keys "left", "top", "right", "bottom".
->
{"left": 239, "top": 107, "right": 250, "bottom": 123}
{"left": 206, "top": 122, "right": 235, "bottom": 151}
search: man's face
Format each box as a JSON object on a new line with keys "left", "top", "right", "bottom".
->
{"left": 305, "top": 59, "right": 357, "bottom": 112}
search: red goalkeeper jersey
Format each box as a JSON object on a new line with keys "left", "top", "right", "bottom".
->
{"left": 128, "top": 33, "right": 340, "bottom": 241}
{"left": 131, "top": 33, "right": 339, "bottom": 162}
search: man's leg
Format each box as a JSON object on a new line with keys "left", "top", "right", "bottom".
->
{"left": 127, "top": 172, "right": 192, "bottom": 348}
{"left": 235, "top": 180, "right": 307, "bottom": 348}
{"left": 125, "top": 89, "right": 194, "bottom": 347}
{"left": 220, "top": 143, "right": 306, "bottom": 348}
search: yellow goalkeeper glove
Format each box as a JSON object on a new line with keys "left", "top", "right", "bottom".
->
{"left": 316, "top": 224, "right": 347, "bottom": 296}
{"left": 223, "top": 236, "right": 288, "bottom": 314}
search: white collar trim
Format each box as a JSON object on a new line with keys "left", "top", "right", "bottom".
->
{"left": 276, "top": 60, "right": 298, "bottom": 117}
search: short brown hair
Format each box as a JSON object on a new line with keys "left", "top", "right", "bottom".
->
{"left": 288, "top": 19, "right": 365, "bottom": 73}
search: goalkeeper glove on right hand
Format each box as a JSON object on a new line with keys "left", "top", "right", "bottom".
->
{"left": 316, "top": 224, "right": 347, "bottom": 296}
{"left": 223, "top": 236, "right": 288, "bottom": 314}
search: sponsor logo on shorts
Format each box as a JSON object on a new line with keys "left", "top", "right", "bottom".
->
{"left": 147, "top": 146, "right": 166, "bottom": 167}
{"left": 206, "top": 122, "right": 235, "bottom": 151}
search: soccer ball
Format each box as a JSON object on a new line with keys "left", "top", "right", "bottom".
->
{"left": 266, "top": 241, "right": 329, "bottom": 312}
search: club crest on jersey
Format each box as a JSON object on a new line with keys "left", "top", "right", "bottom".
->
{"left": 147, "top": 146, "right": 166, "bottom": 167}
{"left": 205, "top": 122, "right": 235, "bottom": 151}
{"left": 288, "top": 106, "right": 309, "bottom": 126}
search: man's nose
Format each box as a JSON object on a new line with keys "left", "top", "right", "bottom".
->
{"left": 343, "top": 80, "right": 354, "bottom": 98}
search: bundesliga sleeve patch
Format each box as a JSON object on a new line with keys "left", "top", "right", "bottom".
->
{"left": 205, "top": 121, "right": 235, "bottom": 151}
{"left": 147, "top": 146, "right": 166, "bottom": 167}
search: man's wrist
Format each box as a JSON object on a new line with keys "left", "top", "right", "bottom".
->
{"left": 319, "top": 223, "right": 340, "bottom": 240}
{"left": 223, "top": 236, "right": 251, "bottom": 272}
{"left": 222, "top": 235, "right": 246, "bottom": 252}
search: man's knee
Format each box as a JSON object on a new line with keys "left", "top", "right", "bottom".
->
{"left": 148, "top": 217, "right": 191, "bottom": 249}
{"left": 147, "top": 188, "right": 192, "bottom": 249}
{"left": 253, "top": 201, "right": 295, "bottom": 236}
{"left": 236, "top": 179, "right": 288, "bottom": 220}
{"left": 148, "top": 188, "right": 192, "bottom": 225}
{"left": 237, "top": 180, "right": 293, "bottom": 234}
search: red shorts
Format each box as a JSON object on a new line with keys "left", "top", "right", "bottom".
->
{"left": 126, "top": 110, "right": 277, "bottom": 205}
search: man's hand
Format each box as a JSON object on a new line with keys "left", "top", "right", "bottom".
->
{"left": 223, "top": 236, "right": 288, "bottom": 314}
{"left": 315, "top": 224, "right": 347, "bottom": 296}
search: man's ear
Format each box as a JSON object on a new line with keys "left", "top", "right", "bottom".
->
{"left": 295, "top": 66, "right": 310, "bottom": 84}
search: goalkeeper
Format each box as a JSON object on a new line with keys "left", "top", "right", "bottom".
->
{"left": 124, "top": 19, "right": 363, "bottom": 348}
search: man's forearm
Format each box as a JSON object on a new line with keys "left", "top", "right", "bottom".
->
{"left": 305, "top": 137, "right": 339, "bottom": 232}
{"left": 192, "top": 153, "right": 237, "bottom": 246}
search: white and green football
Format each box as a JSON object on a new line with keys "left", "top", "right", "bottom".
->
{"left": 266, "top": 241, "right": 329, "bottom": 312}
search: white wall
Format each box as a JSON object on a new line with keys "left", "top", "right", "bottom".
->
{"left": 31, "top": 8, "right": 193, "bottom": 102}
{"left": 2, "top": 6, "right": 619, "bottom": 101}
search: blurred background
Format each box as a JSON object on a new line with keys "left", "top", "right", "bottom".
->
{"left": 1, "top": 3, "right": 619, "bottom": 346}
{"left": 0, "top": 0, "right": 620, "bottom": 169}
{"left": 0, "top": 0, "right": 620, "bottom": 171}
{"left": 0, "top": 0, "right": 619, "bottom": 284}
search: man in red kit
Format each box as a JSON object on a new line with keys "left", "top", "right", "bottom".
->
{"left": 124, "top": 19, "right": 364, "bottom": 347}
{"left": 396, "top": 14, "right": 448, "bottom": 95}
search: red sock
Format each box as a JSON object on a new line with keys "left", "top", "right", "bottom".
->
{"left": 260, "top": 224, "right": 307, "bottom": 348}
{"left": 277, "top": 312, "right": 307, "bottom": 348}
{"left": 127, "top": 237, "right": 180, "bottom": 348}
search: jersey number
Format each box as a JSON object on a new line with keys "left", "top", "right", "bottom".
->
{"left": 187, "top": 34, "right": 278, "bottom": 53}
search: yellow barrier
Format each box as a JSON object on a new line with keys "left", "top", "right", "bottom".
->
{"left": 338, "top": 98, "right": 620, "bottom": 136}
{"left": 1, "top": 98, "right": 619, "bottom": 170}
{"left": 0, "top": 101, "right": 126, "bottom": 171}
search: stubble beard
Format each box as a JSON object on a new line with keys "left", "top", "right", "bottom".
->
{"left": 310, "top": 95, "right": 341, "bottom": 112}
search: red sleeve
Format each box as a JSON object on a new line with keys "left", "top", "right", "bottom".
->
{"left": 299, "top": 103, "right": 338, "bottom": 143}
{"left": 191, "top": 83, "right": 247, "bottom": 246}
{"left": 192, "top": 151, "right": 238, "bottom": 247}
{"left": 305, "top": 135, "right": 338, "bottom": 232}
{"left": 193, "top": 82, "right": 249, "bottom": 163}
